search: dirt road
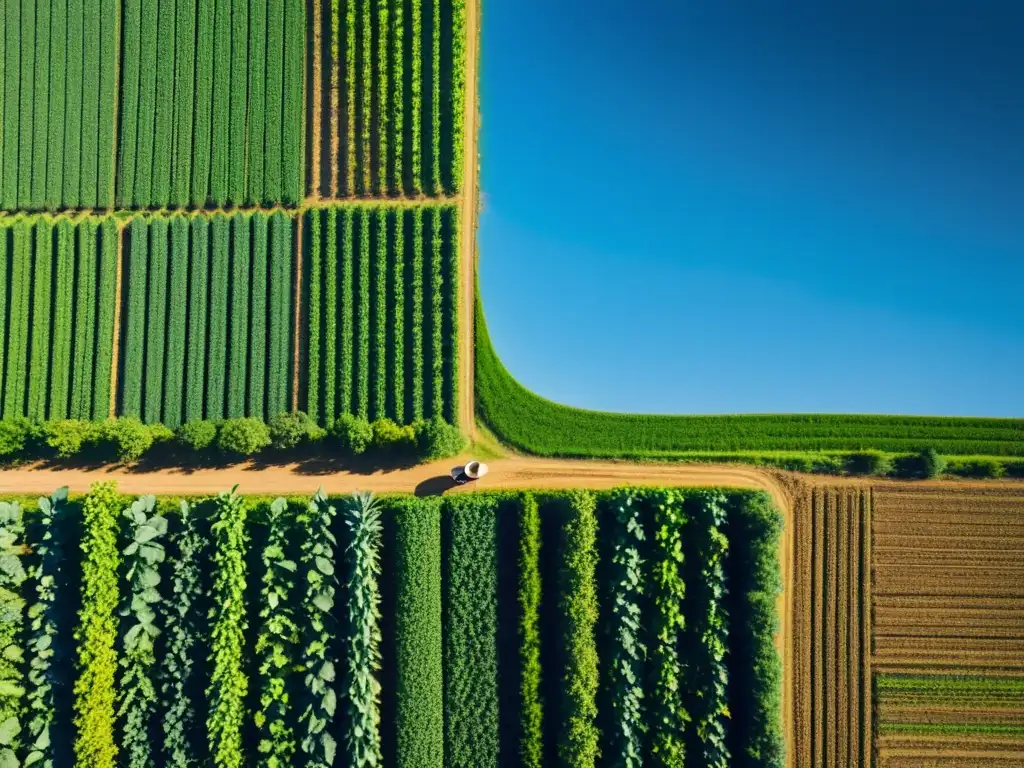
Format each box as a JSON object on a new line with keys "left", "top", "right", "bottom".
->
{"left": 0, "top": 456, "right": 790, "bottom": 500}
{"left": 457, "top": 0, "right": 480, "bottom": 436}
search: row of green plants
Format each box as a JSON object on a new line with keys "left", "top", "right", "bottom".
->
{"left": 305, "top": 203, "right": 460, "bottom": 427}
{"left": 0, "top": 0, "right": 118, "bottom": 211}
{"left": 1, "top": 204, "right": 460, "bottom": 437}
{"left": 0, "top": 216, "right": 118, "bottom": 422}
{"left": 117, "top": 0, "right": 304, "bottom": 209}
{"left": 475, "top": 300, "right": 1024, "bottom": 460}
{"left": 323, "top": 0, "right": 465, "bottom": 198}
{"left": 0, "top": 486, "right": 782, "bottom": 766}
{"left": 0, "top": 411, "right": 466, "bottom": 463}
{"left": 120, "top": 210, "right": 294, "bottom": 426}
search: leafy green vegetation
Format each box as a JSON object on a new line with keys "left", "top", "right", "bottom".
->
{"left": 605, "top": 492, "right": 648, "bottom": 767}
{"left": 443, "top": 495, "right": 500, "bottom": 766}
{"left": 558, "top": 490, "right": 600, "bottom": 768}
{"left": 160, "top": 501, "right": 204, "bottom": 767}
{"left": 517, "top": 493, "right": 543, "bottom": 767}
{"left": 118, "top": 495, "right": 167, "bottom": 768}
{"left": 73, "top": 482, "right": 121, "bottom": 768}
{"left": 0, "top": 486, "right": 784, "bottom": 764}
{"left": 0, "top": 501, "right": 26, "bottom": 765}
{"left": 206, "top": 488, "right": 248, "bottom": 768}
{"left": 341, "top": 491, "right": 383, "bottom": 767}
{"left": 297, "top": 490, "right": 341, "bottom": 767}
{"left": 392, "top": 497, "right": 444, "bottom": 766}
{"left": 254, "top": 498, "right": 298, "bottom": 765}
{"left": 476, "top": 300, "right": 1024, "bottom": 459}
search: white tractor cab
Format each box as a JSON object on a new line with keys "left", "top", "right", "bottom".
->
{"left": 451, "top": 460, "right": 489, "bottom": 486}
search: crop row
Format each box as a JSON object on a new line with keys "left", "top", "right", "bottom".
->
{"left": 0, "top": 215, "right": 117, "bottom": 421}
{"left": 118, "top": 0, "right": 304, "bottom": 209}
{"left": 317, "top": 0, "right": 466, "bottom": 198}
{"left": 120, "top": 211, "right": 294, "bottom": 426}
{"left": 304, "top": 203, "right": 458, "bottom": 426}
{"left": 0, "top": 0, "right": 119, "bottom": 211}
{"left": 791, "top": 487, "right": 873, "bottom": 768}
{"left": 0, "top": 486, "right": 782, "bottom": 766}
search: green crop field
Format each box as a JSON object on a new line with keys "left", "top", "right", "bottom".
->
{"left": 0, "top": 485, "right": 783, "bottom": 766}
{"left": 476, "top": 300, "right": 1024, "bottom": 462}
{"left": 313, "top": 0, "right": 466, "bottom": 197}
{"left": 304, "top": 202, "right": 458, "bottom": 426}
{"left": 0, "top": 214, "right": 118, "bottom": 421}
{"left": 118, "top": 211, "right": 296, "bottom": 426}
{"left": 0, "top": 203, "right": 460, "bottom": 437}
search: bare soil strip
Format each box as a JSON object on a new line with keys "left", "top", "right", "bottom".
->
{"left": 108, "top": 224, "right": 125, "bottom": 417}
{"left": 457, "top": 0, "right": 479, "bottom": 435}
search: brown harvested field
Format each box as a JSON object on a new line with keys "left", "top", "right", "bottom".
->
{"left": 871, "top": 485, "right": 1024, "bottom": 765}
{"left": 790, "top": 486, "right": 872, "bottom": 768}
{"left": 872, "top": 486, "right": 1024, "bottom": 675}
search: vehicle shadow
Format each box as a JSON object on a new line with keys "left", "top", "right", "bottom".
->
{"left": 414, "top": 475, "right": 455, "bottom": 497}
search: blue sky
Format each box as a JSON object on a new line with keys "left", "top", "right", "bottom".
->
{"left": 478, "top": 1, "right": 1024, "bottom": 416}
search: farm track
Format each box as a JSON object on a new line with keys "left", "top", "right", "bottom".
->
{"left": 457, "top": 0, "right": 479, "bottom": 435}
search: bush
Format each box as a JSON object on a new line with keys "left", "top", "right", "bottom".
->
{"left": 0, "top": 417, "right": 40, "bottom": 457}
{"left": 330, "top": 414, "right": 373, "bottom": 455}
{"left": 946, "top": 458, "right": 1004, "bottom": 479}
{"left": 844, "top": 451, "right": 893, "bottom": 476}
{"left": 1004, "top": 461, "right": 1024, "bottom": 479}
{"left": 893, "top": 448, "right": 947, "bottom": 479}
{"left": 44, "top": 420, "right": 100, "bottom": 458}
{"left": 371, "top": 418, "right": 415, "bottom": 452}
{"left": 150, "top": 424, "right": 175, "bottom": 444}
{"left": 177, "top": 420, "right": 218, "bottom": 451}
{"left": 414, "top": 417, "right": 466, "bottom": 461}
{"left": 771, "top": 456, "right": 811, "bottom": 473}
{"left": 102, "top": 417, "right": 154, "bottom": 463}
{"left": 810, "top": 455, "right": 844, "bottom": 475}
{"left": 267, "top": 411, "right": 324, "bottom": 451}
{"left": 216, "top": 418, "right": 271, "bottom": 456}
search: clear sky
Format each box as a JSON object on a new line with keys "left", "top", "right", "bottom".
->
{"left": 478, "top": 1, "right": 1024, "bottom": 417}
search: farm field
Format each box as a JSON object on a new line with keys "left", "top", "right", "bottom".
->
{"left": 0, "top": 0, "right": 120, "bottom": 210}
{"left": 0, "top": 484, "right": 783, "bottom": 766}
{"left": 304, "top": 203, "right": 459, "bottom": 426}
{"left": 789, "top": 487, "right": 873, "bottom": 768}
{"left": 119, "top": 211, "right": 296, "bottom": 425}
{"left": 1, "top": 0, "right": 465, "bottom": 212}
{"left": 871, "top": 485, "right": 1024, "bottom": 766}
{"left": 0, "top": 214, "right": 118, "bottom": 421}
{"left": 0, "top": 203, "right": 459, "bottom": 433}
{"left": 310, "top": 0, "right": 467, "bottom": 197}
{"left": 475, "top": 305, "right": 1024, "bottom": 461}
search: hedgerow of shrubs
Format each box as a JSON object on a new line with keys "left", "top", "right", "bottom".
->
{"left": 0, "top": 413, "right": 465, "bottom": 464}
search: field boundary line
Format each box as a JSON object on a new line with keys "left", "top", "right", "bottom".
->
{"left": 457, "top": 0, "right": 479, "bottom": 435}
{"left": 292, "top": 210, "right": 304, "bottom": 412}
